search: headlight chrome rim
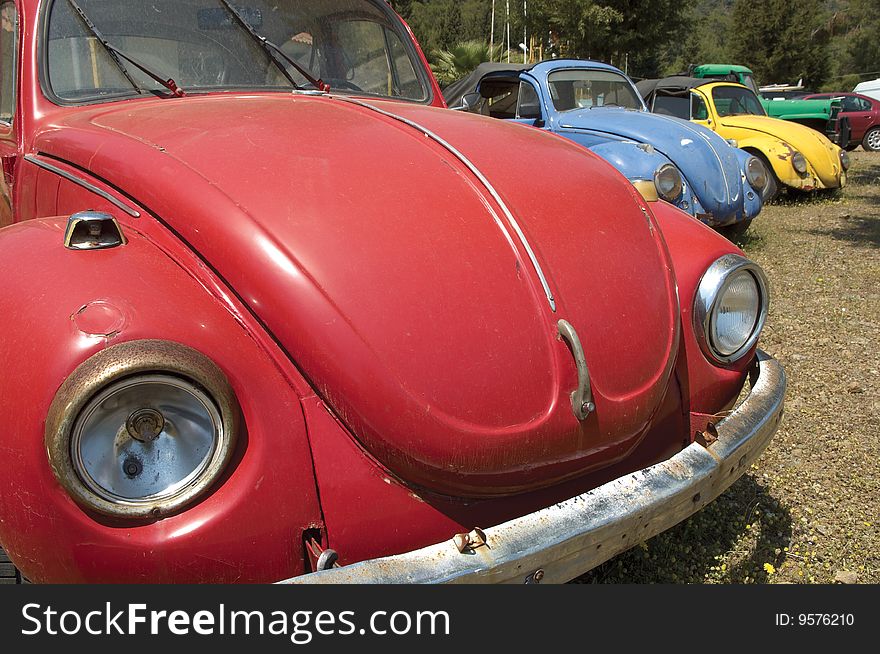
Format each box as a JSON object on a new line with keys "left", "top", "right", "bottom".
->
{"left": 694, "top": 254, "right": 770, "bottom": 365}
{"left": 840, "top": 150, "right": 851, "bottom": 171}
{"left": 654, "top": 163, "right": 684, "bottom": 202}
{"left": 46, "top": 340, "right": 240, "bottom": 519}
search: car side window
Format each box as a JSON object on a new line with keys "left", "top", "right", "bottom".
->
{"left": 479, "top": 79, "right": 520, "bottom": 119}
{"left": 0, "top": 1, "right": 17, "bottom": 125}
{"left": 842, "top": 96, "right": 860, "bottom": 112}
{"left": 386, "top": 31, "right": 422, "bottom": 99}
{"left": 856, "top": 97, "right": 872, "bottom": 111}
{"left": 653, "top": 92, "right": 690, "bottom": 119}
{"left": 517, "top": 82, "right": 542, "bottom": 120}
{"left": 691, "top": 93, "right": 709, "bottom": 120}
{"left": 334, "top": 20, "right": 421, "bottom": 99}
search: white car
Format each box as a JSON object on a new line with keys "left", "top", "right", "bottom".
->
{"left": 854, "top": 79, "right": 880, "bottom": 102}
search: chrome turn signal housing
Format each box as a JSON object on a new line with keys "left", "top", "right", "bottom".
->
{"left": 64, "top": 211, "right": 126, "bottom": 250}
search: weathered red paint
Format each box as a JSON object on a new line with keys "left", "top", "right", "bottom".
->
{"left": 32, "top": 96, "right": 679, "bottom": 497}
{"left": 0, "top": 0, "right": 761, "bottom": 583}
{"left": 0, "top": 217, "right": 324, "bottom": 583}
{"left": 303, "top": 371, "right": 688, "bottom": 567}
{"left": 648, "top": 200, "right": 755, "bottom": 416}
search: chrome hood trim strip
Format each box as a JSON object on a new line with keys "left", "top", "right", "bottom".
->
{"left": 332, "top": 97, "right": 558, "bottom": 313}
{"left": 24, "top": 154, "right": 142, "bottom": 218}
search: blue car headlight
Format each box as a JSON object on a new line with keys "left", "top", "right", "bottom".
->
{"left": 654, "top": 164, "right": 683, "bottom": 202}
{"left": 745, "top": 156, "right": 768, "bottom": 191}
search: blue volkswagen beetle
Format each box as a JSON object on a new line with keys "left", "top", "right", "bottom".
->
{"left": 444, "top": 60, "right": 769, "bottom": 236}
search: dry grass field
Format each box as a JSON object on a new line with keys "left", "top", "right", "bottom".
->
{"left": 577, "top": 151, "right": 880, "bottom": 584}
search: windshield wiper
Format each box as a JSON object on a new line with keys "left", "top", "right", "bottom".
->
{"left": 66, "top": 0, "right": 185, "bottom": 97}
{"left": 219, "top": 0, "right": 330, "bottom": 93}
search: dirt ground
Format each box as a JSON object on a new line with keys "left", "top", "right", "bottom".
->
{"left": 577, "top": 150, "right": 880, "bottom": 584}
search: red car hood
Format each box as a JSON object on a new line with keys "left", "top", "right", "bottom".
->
{"left": 35, "top": 94, "right": 680, "bottom": 497}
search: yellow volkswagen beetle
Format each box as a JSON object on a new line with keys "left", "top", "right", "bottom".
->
{"left": 637, "top": 78, "right": 850, "bottom": 199}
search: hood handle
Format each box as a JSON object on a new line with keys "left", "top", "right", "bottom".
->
{"left": 557, "top": 320, "right": 596, "bottom": 421}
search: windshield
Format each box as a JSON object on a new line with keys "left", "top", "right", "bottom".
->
{"left": 44, "top": 0, "right": 429, "bottom": 103}
{"left": 741, "top": 74, "right": 761, "bottom": 95}
{"left": 712, "top": 86, "right": 766, "bottom": 117}
{"left": 547, "top": 69, "right": 643, "bottom": 112}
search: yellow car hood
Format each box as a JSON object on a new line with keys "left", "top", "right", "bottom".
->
{"left": 719, "top": 115, "right": 842, "bottom": 186}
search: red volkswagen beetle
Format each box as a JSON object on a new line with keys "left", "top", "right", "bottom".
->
{"left": 0, "top": 0, "right": 784, "bottom": 584}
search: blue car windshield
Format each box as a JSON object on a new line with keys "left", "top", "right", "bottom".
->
{"left": 712, "top": 86, "right": 767, "bottom": 117}
{"left": 44, "top": 0, "right": 430, "bottom": 103}
{"left": 547, "top": 69, "right": 642, "bottom": 112}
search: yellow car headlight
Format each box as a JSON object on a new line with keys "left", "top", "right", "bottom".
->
{"left": 792, "top": 152, "right": 808, "bottom": 175}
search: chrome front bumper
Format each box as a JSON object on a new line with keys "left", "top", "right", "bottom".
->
{"left": 282, "top": 351, "right": 785, "bottom": 585}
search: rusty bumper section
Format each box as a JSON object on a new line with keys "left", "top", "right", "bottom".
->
{"left": 281, "top": 351, "right": 785, "bottom": 585}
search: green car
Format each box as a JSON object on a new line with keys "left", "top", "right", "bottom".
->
{"left": 692, "top": 64, "right": 843, "bottom": 142}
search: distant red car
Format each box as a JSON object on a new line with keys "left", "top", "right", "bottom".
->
{"left": 0, "top": 0, "right": 784, "bottom": 584}
{"left": 804, "top": 93, "right": 880, "bottom": 151}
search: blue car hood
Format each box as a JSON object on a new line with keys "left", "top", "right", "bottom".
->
{"left": 556, "top": 108, "right": 744, "bottom": 214}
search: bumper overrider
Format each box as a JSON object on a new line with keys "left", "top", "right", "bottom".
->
{"left": 282, "top": 351, "right": 785, "bottom": 584}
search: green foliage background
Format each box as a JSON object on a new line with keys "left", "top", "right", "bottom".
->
{"left": 388, "top": 0, "right": 880, "bottom": 90}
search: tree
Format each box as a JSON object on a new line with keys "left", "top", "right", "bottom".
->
{"left": 440, "top": 2, "right": 463, "bottom": 49}
{"left": 730, "top": 0, "right": 831, "bottom": 87}
{"left": 391, "top": 0, "right": 870, "bottom": 89}
{"left": 431, "top": 41, "right": 506, "bottom": 86}
{"left": 392, "top": 0, "right": 473, "bottom": 56}
{"left": 660, "top": 0, "right": 735, "bottom": 77}
{"left": 388, "top": 0, "right": 413, "bottom": 16}
{"left": 517, "top": 0, "right": 695, "bottom": 75}
{"left": 834, "top": 0, "right": 880, "bottom": 87}
{"left": 395, "top": 0, "right": 698, "bottom": 79}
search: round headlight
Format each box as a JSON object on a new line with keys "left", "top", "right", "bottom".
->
{"left": 711, "top": 272, "right": 761, "bottom": 356}
{"left": 46, "top": 341, "right": 240, "bottom": 519}
{"left": 840, "top": 150, "right": 851, "bottom": 171}
{"left": 71, "top": 375, "right": 223, "bottom": 507}
{"left": 694, "top": 255, "right": 769, "bottom": 365}
{"left": 654, "top": 164, "right": 684, "bottom": 202}
{"left": 792, "top": 152, "right": 808, "bottom": 175}
{"left": 745, "top": 156, "right": 768, "bottom": 191}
